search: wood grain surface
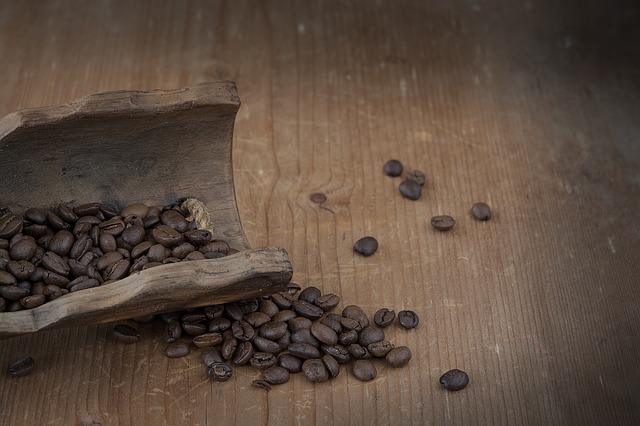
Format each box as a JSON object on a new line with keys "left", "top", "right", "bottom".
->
{"left": 0, "top": 1, "right": 639, "bottom": 425}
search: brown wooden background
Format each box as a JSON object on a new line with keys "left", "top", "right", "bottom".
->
{"left": 1, "top": 1, "right": 639, "bottom": 425}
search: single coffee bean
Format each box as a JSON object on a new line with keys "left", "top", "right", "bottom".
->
{"left": 74, "top": 203, "right": 101, "bottom": 217}
{"left": 0, "top": 214, "right": 22, "bottom": 239}
{"left": 23, "top": 224, "right": 49, "bottom": 238}
{"left": 165, "top": 320, "right": 183, "bottom": 343}
{"left": 221, "top": 337, "right": 238, "bottom": 360}
{"left": 342, "top": 305, "right": 369, "bottom": 328}
{"left": 103, "top": 259, "right": 130, "bottom": 281}
{"left": 20, "top": 294, "right": 46, "bottom": 309}
{"left": 69, "top": 278, "right": 100, "bottom": 292}
{"left": 24, "top": 208, "right": 48, "bottom": 224}
{"left": 121, "top": 225, "right": 146, "bottom": 246}
{"left": 183, "top": 229, "right": 212, "bottom": 246}
{"left": 298, "top": 286, "right": 321, "bottom": 304}
{"left": 321, "top": 345, "right": 350, "bottom": 364}
{"left": 200, "top": 240, "right": 230, "bottom": 256}
{"left": 78, "top": 251, "right": 97, "bottom": 266}
{"left": 8, "top": 233, "right": 26, "bottom": 248}
{"left": 121, "top": 203, "right": 149, "bottom": 218}
{"left": 259, "top": 299, "right": 280, "bottom": 317}
{"left": 31, "top": 281, "right": 45, "bottom": 295}
{"left": 291, "top": 328, "right": 320, "bottom": 347}
{"left": 271, "top": 292, "right": 294, "bottom": 309}
{"left": 277, "top": 331, "right": 291, "bottom": 351}
{"left": 113, "top": 324, "right": 140, "bottom": 343}
{"left": 0, "top": 239, "right": 8, "bottom": 250}
{"left": 315, "top": 294, "right": 340, "bottom": 311}
{"left": 359, "top": 326, "right": 385, "bottom": 346}
{"left": 398, "top": 310, "right": 420, "bottom": 329}
{"left": 288, "top": 343, "right": 321, "bottom": 359}
{"left": 439, "top": 369, "right": 469, "bottom": 391}
{"left": 250, "top": 352, "right": 277, "bottom": 370}
{"left": 292, "top": 300, "right": 324, "bottom": 320}
{"left": 252, "top": 379, "right": 272, "bottom": 391}
{"left": 353, "top": 236, "right": 378, "bottom": 256}
{"left": 368, "top": 340, "right": 394, "bottom": 358}
{"left": 147, "top": 244, "right": 170, "bottom": 262}
{"left": 207, "top": 362, "right": 233, "bottom": 382}
{"left": 277, "top": 353, "right": 303, "bottom": 373}
{"left": 259, "top": 321, "right": 288, "bottom": 340}
{"left": 96, "top": 252, "right": 123, "bottom": 270}
{"left": 171, "top": 242, "right": 195, "bottom": 259}
{"left": 288, "top": 316, "right": 312, "bottom": 331}
{"left": 42, "top": 270, "right": 69, "bottom": 287}
{"left": 302, "top": 359, "right": 329, "bottom": 383}
{"left": 339, "top": 330, "right": 359, "bottom": 346}
{"left": 99, "top": 218, "right": 126, "bottom": 236}
{"left": 399, "top": 179, "right": 422, "bottom": 200}
{"left": 188, "top": 330, "right": 221, "bottom": 347}
{"left": 117, "top": 248, "right": 131, "bottom": 259}
{"left": 204, "top": 306, "right": 225, "bottom": 320}
{"left": 310, "top": 322, "right": 338, "bottom": 346}
{"left": 320, "top": 316, "right": 342, "bottom": 334}
{"left": 263, "top": 365, "right": 290, "bottom": 385}
{"left": 7, "top": 260, "right": 35, "bottom": 280}
{"left": 244, "top": 312, "right": 271, "bottom": 328}
{"left": 41, "top": 251, "right": 69, "bottom": 276}
{"left": 162, "top": 256, "right": 181, "bottom": 264}
{"left": 339, "top": 316, "right": 362, "bottom": 332}
{"left": 49, "top": 230, "right": 75, "bottom": 256}
{"left": 431, "top": 215, "right": 455, "bottom": 231}
{"left": 47, "top": 211, "right": 69, "bottom": 230}
{"left": 37, "top": 233, "right": 53, "bottom": 249}
{"left": 352, "top": 359, "right": 377, "bottom": 381}
{"left": 10, "top": 238, "right": 37, "bottom": 261}
{"left": 272, "top": 309, "right": 296, "bottom": 323}
{"left": 72, "top": 221, "right": 92, "bottom": 236}
{"left": 183, "top": 312, "right": 207, "bottom": 324}
{"left": 160, "top": 210, "right": 188, "bottom": 233}
{"left": 182, "top": 322, "right": 208, "bottom": 336}
{"left": 7, "top": 356, "right": 34, "bottom": 377}
{"left": 0, "top": 270, "right": 16, "bottom": 286}
{"left": 347, "top": 344, "right": 370, "bottom": 359}
{"left": 406, "top": 169, "right": 426, "bottom": 186}
{"left": 374, "top": 308, "right": 395, "bottom": 327}
{"left": 471, "top": 202, "right": 492, "bottom": 221}
{"left": 208, "top": 317, "right": 231, "bottom": 333}
{"left": 232, "top": 341, "right": 254, "bottom": 365}
{"left": 322, "top": 354, "right": 340, "bottom": 378}
{"left": 130, "top": 241, "right": 153, "bottom": 258}
{"left": 383, "top": 159, "right": 403, "bottom": 177}
{"left": 43, "top": 284, "right": 63, "bottom": 296}
{"left": 165, "top": 342, "right": 190, "bottom": 358}
{"left": 143, "top": 214, "right": 160, "bottom": 228}
{"left": 55, "top": 204, "right": 78, "bottom": 223}
{"left": 69, "top": 235, "right": 93, "bottom": 260}
{"left": 232, "top": 320, "right": 255, "bottom": 341}
{"left": 201, "top": 348, "right": 224, "bottom": 367}
{"left": 184, "top": 251, "right": 206, "bottom": 261}
{"left": 77, "top": 215, "right": 102, "bottom": 226}
{"left": 253, "top": 336, "right": 281, "bottom": 354}
{"left": 386, "top": 346, "right": 412, "bottom": 367}
{"left": 225, "top": 303, "right": 244, "bottom": 321}
{"left": 99, "top": 233, "right": 118, "bottom": 253}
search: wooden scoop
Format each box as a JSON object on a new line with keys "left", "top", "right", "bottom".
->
{"left": 0, "top": 82, "right": 292, "bottom": 338}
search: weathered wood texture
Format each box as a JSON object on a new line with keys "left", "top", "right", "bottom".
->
{"left": 0, "top": 1, "right": 639, "bottom": 425}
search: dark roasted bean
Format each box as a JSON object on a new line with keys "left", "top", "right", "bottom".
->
{"left": 322, "top": 354, "right": 340, "bottom": 378}
{"left": 298, "top": 286, "right": 321, "bottom": 304}
{"left": 184, "top": 229, "right": 212, "bottom": 246}
{"left": 165, "top": 320, "right": 182, "bottom": 343}
{"left": 353, "top": 236, "right": 378, "bottom": 256}
{"left": 113, "top": 324, "right": 140, "bottom": 344}
{"left": 386, "top": 346, "right": 412, "bottom": 367}
{"left": 225, "top": 303, "right": 244, "bottom": 321}
{"left": 398, "top": 310, "right": 420, "bottom": 329}
{"left": 232, "top": 320, "right": 255, "bottom": 341}
{"left": 10, "top": 238, "right": 37, "bottom": 261}
{"left": 439, "top": 369, "right": 469, "bottom": 391}
{"left": 262, "top": 365, "right": 289, "bottom": 385}
{"left": 209, "top": 317, "right": 231, "bottom": 333}
{"left": 207, "top": 362, "right": 233, "bottom": 382}
{"left": 292, "top": 300, "right": 324, "bottom": 320}
{"left": 252, "top": 379, "right": 272, "bottom": 391}
{"left": 47, "top": 211, "right": 69, "bottom": 230}
{"left": 74, "top": 203, "right": 101, "bottom": 217}
{"left": 41, "top": 251, "right": 69, "bottom": 276}
{"left": 165, "top": 343, "right": 190, "bottom": 358}
{"left": 0, "top": 270, "right": 16, "bottom": 286}
{"left": 368, "top": 340, "right": 394, "bottom": 358}
{"left": 431, "top": 215, "right": 455, "bottom": 231}
{"left": 320, "top": 316, "right": 342, "bottom": 334}
{"left": 272, "top": 309, "right": 296, "bottom": 323}
{"left": 259, "top": 321, "right": 287, "bottom": 340}
{"left": 315, "top": 294, "right": 340, "bottom": 311}
{"left": 152, "top": 225, "right": 183, "bottom": 247}
{"left": 342, "top": 305, "right": 369, "bottom": 328}
{"left": 271, "top": 292, "right": 294, "bottom": 309}
{"left": 24, "top": 208, "right": 48, "bottom": 224}
{"left": 69, "top": 235, "right": 92, "bottom": 260}
{"left": 359, "top": 326, "right": 385, "bottom": 346}
{"left": 20, "top": 294, "right": 45, "bottom": 308}
{"left": 204, "top": 305, "right": 224, "bottom": 320}
{"left": 244, "top": 312, "right": 271, "bottom": 328}
{"left": 352, "top": 359, "right": 377, "bottom": 381}
{"left": 289, "top": 317, "right": 312, "bottom": 332}
{"left": 471, "top": 202, "right": 492, "bottom": 221}
{"left": 291, "top": 328, "right": 320, "bottom": 347}
{"left": 259, "top": 299, "right": 280, "bottom": 317}
{"left": 302, "top": 359, "right": 329, "bottom": 383}
{"left": 253, "top": 336, "right": 281, "bottom": 354}
{"left": 121, "top": 225, "right": 146, "bottom": 246}
{"left": 399, "top": 179, "right": 421, "bottom": 200}
{"left": 99, "top": 233, "right": 118, "bottom": 253}
{"left": 374, "top": 308, "right": 395, "bottom": 327}
{"left": 201, "top": 348, "right": 224, "bottom": 367}
{"left": 311, "top": 322, "right": 338, "bottom": 346}
{"left": 250, "top": 352, "right": 277, "bottom": 370}
{"left": 192, "top": 332, "right": 223, "bottom": 348}
{"left": 232, "top": 341, "right": 254, "bottom": 365}
{"left": 7, "top": 356, "right": 34, "bottom": 377}
{"left": 383, "top": 159, "right": 403, "bottom": 177}
{"left": 49, "top": 230, "right": 75, "bottom": 256}
{"left": 347, "top": 344, "right": 371, "bottom": 360}
{"left": 277, "top": 353, "right": 303, "bottom": 373}
{"left": 221, "top": 337, "right": 238, "bottom": 360}
{"left": 339, "top": 330, "right": 359, "bottom": 346}
{"left": 407, "top": 169, "right": 426, "bottom": 186}
{"left": 7, "top": 260, "right": 35, "bottom": 280}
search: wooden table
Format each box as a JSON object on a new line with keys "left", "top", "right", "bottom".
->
{"left": 1, "top": 1, "right": 638, "bottom": 424}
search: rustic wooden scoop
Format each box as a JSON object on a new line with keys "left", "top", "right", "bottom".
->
{"left": 0, "top": 82, "right": 292, "bottom": 338}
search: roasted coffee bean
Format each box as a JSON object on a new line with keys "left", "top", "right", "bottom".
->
{"left": 271, "top": 292, "right": 294, "bottom": 309}
{"left": 160, "top": 210, "right": 189, "bottom": 233}
{"left": 49, "top": 230, "right": 75, "bottom": 256}
{"left": 291, "top": 328, "right": 320, "bottom": 347}
{"left": 315, "top": 294, "right": 340, "bottom": 311}
{"left": 99, "top": 204, "right": 119, "bottom": 219}
{"left": 143, "top": 215, "right": 160, "bottom": 228}
{"left": 121, "top": 203, "right": 149, "bottom": 218}
{"left": 171, "top": 243, "right": 195, "bottom": 259}
{"left": 288, "top": 342, "right": 320, "bottom": 359}
{"left": 399, "top": 179, "right": 422, "bottom": 200}
{"left": 72, "top": 221, "right": 92, "bottom": 236}
{"left": 398, "top": 310, "right": 420, "bottom": 329}
{"left": 439, "top": 369, "right": 469, "bottom": 391}
{"left": 386, "top": 346, "right": 412, "bottom": 367}
{"left": 47, "top": 211, "right": 68, "bottom": 230}
{"left": 277, "top": 353, "right": 303, "bottom": 373}
{"left": 74, "top": 203, "right": 101, "bottom": 217}
{"left": 8, "top": 233, "right": 25, "bottom": 248}
{"left": 165, "top": 342, "right": 190, "bottom": 358}
{"left": 201, "top": 348, "right": 224, "bottom": 367}
{"left": 259, "top": 299, "right": 279, "bottom": 317}
{"left": 208, "top": 362, "right": 233, "bottom": 382}
{"left": 259, "top": 321, "right": 287, "bottom": 340}
{"left": 31, "top": 281, "right": 45, "bottom": 295}
{"left": 165, "top": 320, "right": 182, "bottom": 343}
{"left": 69, "top": 278, "right": 99, "bottom": 292}
{"left": 0, "top": 286, "right": 29, "bottom": 301}
{"left": 118, "top": 248, "right": 131, "bottom": 259}
{"left": 162, "top": 256, "right": 181, "bottom": 264}
{"left": 121, "top": 225, "right": 145, "bottom": 246}
{"left": 49, "top": 288, "right": 68, "bottom": 300}
{"left": 42, "top": 252, "right": 69, "bottom": 276}
{"left": 340, "top": 316, "right": 362, "bottom": 332}
{"left": 272, "top": 309, "right": 296, "bottom": 323}
{"left": 96, "top": 251, "right": 123, "bottom": 271}
{"left": 99, "top": 233, "right": 118, "bottom": 253}
{"left": 339, "top": 330, "right": 359, "bottom": 346}
{"left": 77, "top": 215, "right": 101, "bottom": 226}
{"left": 0, "top": 214, "right": 22, "bottom": 239}
{"left": 103, "top": 259, "right": 130, "bottom": 280}
{"left": 183, "top": 312, "right": 207, "bottom": 323}
{"left": 298, "top": 286, "right": 321, "bottom": 304}
{"left": 252, "top": 379, "right": 272, "bottom": 390}
{"left": 244, "top": 312, "right": 271, "bottom": 328}
{"left": 69, "top": 235, "right": 92, "bottom": 260}
{"left": 302, "top": 359, "right": 329, "bottom": 383}
{"left": 374, "top": 308, "right": 395, "bottom": 327}
{"left": 10, "top": 238, "right": 36, "bottom": 261}
{"left": 237, "top": 299, "right": 259, "bottom": 314}
{"left": 182, "top": 322, "right": 208, "bottom": 336}
{"left": 0, "top": 270, "right": 16, "bottom": 286}
{"left": 263, "top": 365, "right": 289, "bottom": 385}
{"left": 250, "top": 352, "right": 277, "bottom": 370}
{"left": 43, "top": 284, "right": 63, "bottom": 297}
{"left": 147, "top": 244, "right": 170, "bottom": 262}
{"left": 322, "top": 354, "right": 340, "bottom": 378}
{"left": 352, "top": 359, "right": 377, "bottom": 381}
{"left": 347, "top": 344, "right": 371, "bottom": 359}
{"left": 184, "top": 229, "right": 212, "bottom": 246}
{"left": 7, "top": 356, "right": 34, "bottom": 377}
{"left": 431, "top": 215, "right": 455, "bottom": 231}
{"left": 113, "top": 324, "right": 140, "bottom": 344}
{"left": 471, "top": 202, "right": 492, "bottom": 221}
{"left": 232, "top": 320, "right": 255, "bottom": 341}
{"left": 184, "top": 251, "right": 206, "bottom": 261}
{"left": 383, "top": 159, "right": 403, "bottom": 177}
{"left": 31, "top": 246, "right": 45, "bottom": 265}
{"left": 79, "top": 251, "right": 97, "bottom": 266}
{"left": 359, "top": 326, "right": 385, "bottom": 346}
{"left": 17, "top": 280, "right": 31, "bottom": 291}
{"left": 221, "top": 337, "right": 238, "bottom": 360}
{"left": 42, "top": 270, "right": 69, "bottom": 287}
{"left": 353, "top": 236, "right": 378, "bottom": 256}
{"left": 342, "top": 305, "right": 369, "bottom": 328}
{"left": 311, "top": 322, "right": 338, "bottom": 346}
{"left": 253, "top": 336, "right": 281, "bottom": 354}
{"left": 99, "top": 218, "right": 125, "bottom": 236}
{"left": 203, "top": 305, "right": 224, "bottom": 320}
{"left": 57, "top": 204, "right": 78, "bottom": 223}
{"left": 368, "top": 340, "right": 394, "bottom": 358}
{"left": 7, "top": 260, "right": 35, "bottom": 280}
{"left": 152, "top": 225, "right": 183, "bottom": 247}
{"left": 276, "top": 331, "right": 291, "bottom": 351}
{"left": 123, "top": 215, "right": 144, "bottom": 227}
{"left": 130, "top": 241, "right": 153, "bottom": 258}
{"left": 86, "top": 265, "right": 103, "bottom": 283}
{"left": 289, "top": 317, "right": 312, "bottom": 331}
{"left": 232, "top": 341, "right": 254, "bottom": 365}
{"left": 90, "top": 246, "right": 104, "bottom": 258}
{"left": 24, "top": 208, "right": 47, "bottom": 224}
{"left": 37, "top": 233, "right": 53, "bottom": 249}
{"left": 407, "top": 169, "right": 426, "bottom": 186}
{"left": 209, "top": 317, "right": 231, "bottom": 332}
{"left": 192, "top": 332, "right": 223, "bottom": 348}
{"left": 292, "top": 300, "right": 324, "bottom": 320}
{"left": 225, "top": 303, "right": 244, "bottom": 321}
{"left": 200, "top": 240, "right": 229, "bottom": 256}
{"left": 23, "top": 224, "right": 49, "bottom": 238}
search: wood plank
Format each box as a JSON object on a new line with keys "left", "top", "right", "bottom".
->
{"left": 0, "top": 0, "right": 639, "bottom": 425}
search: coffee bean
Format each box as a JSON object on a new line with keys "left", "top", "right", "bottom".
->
{"left": 103, "top": 259, "right": 130, "bottom": 280}
{"left": 353, "top": 236, "right": 378, "bottom": 256}
{"left": 292, "top": 300, "right": 324, "bottom": 320}
{"left": 347, "top": 344, "right": 370, "bottom": 359}
{"left": 74, "top": 203, "right": 101, "bottom": 217}
{"left": 17, "top": 280, "right": 31, "bottom": 291}
{"left": 439, "top": 369, "right": 469, "bottom": 391}
{"left": 225, "top": 303, "right": 244, "bottom": 321}
{"left": 121, "top": 225, "right": 145, "bottom": 246}
{"left": 49, "top": 230, "right": 75, "bottom": 257}
{"left": 339, "top": 316, "right": 362, "bottom": 333}
{"left": 289, "top": 317, "right": 312, "bottom": 332}
{"left": 160, "top": 210, "right": 189, "bottom": 233}
{"left": 10, "top": 238, "right": 37, "bottom": 261}
{"left": 406, "top": 169, "right": 426, "bottom": 186}
{"left": 250, "top": 352, "right": 277, "bottom": 370}
{"left": 208, "top": 362, "right": 233, "bottom": 382}
{"left": 201, "top": 348, "right": 224, "bottom": 367}
{"left": 232, "top": 320, "right": 255, "bottom": 341}
{"left": 291, "top": 328, "right": 320, "bottom": 347}
{"left": 19, "top": 294, "right": 45, "bottom": 309}
{"left": 244, "top": 312, "right": 271, "bottom": 328}
{"left": 277, "top": 353, "right": 302, "bottom": 373}
{"left": 23, "top": 224, "right": 49, "bottom": 238}
{"left": 399, "top": 179, "right": 421, "bottom": 200}
{"left": 431, "top": 215, "right": 455, "bottom": 231}
{"left": 165, "top": 343, "right": 190, "bottom": 358}
{"left": 342, "top": 305, "right": 369, "bottom": 328}
{"left": 0, "top": 214, "right": 22, "bottom": 239}
{"left": 471, "top": 202, "right": 492, "bottom": 221}
{"left": 24, "top": 208, "right": 47, "bottom": 224}
{"left": 69, "top": 278, "right": 99, "bottom": 292}
{"left": 252, "top": 379, "right": 272, "bottom": 391}
{"left": 272, "top": 309, "right": 296, "bottom": 323}
{"left": 0, "top": 239, "right": 8, "bottom": 250}
{"left": 277, "top": 331, "right": 291, "bottom": 351}
{"left": 118, "top": 248, "right": 131, "bottom": 259}
{"left": 41, "top": 251, "right": 69, "bottom": 276}
{"left": 310, "top": 322, "right": 338, "bottom": 346}
{"left": 97, "top": 232, "right": 117, "bottom": 253}
{"left": 253, "top": 336, "right": 281, "bottom": 353}
{"left": 259, "top": 299, "right": 280, "bottom": 317}
{"left": 1, "top": 284, "right": 29, "bottom": 301}
{"left": 98, "top": 218, "right": 126, "bottom": 236}
{"left": 69, "top": 235, "right": 93, "bottom": 260}
{"left": 271, "top": 292, "right": 294, "bottom": 309}
{"left": 147, "top": 244, "right": 170, "bottom": 262}
{"left": 386, "top": 346, "right": 412, "bottom": 367}
{"left": 339, "top": 330, "right": 358, "bottom": 346}
{"left": 352, "top": 359, "right": 377, "bottom": 381}
{"left": 374, "top": 308, "right": 395, "bottom": 327}
{"left": 165, "top": 320, "right": 182, "bottom": 343}
{"left": 383, "top": 159, "right": 403, "bottom": 177}
{"left": 302, "top": 359, "right": 329, "bottom": 383}
{"left": 42, "top": 270, "right": 69, "bottom": 287}
{"left": 320, "top": 345, "right": 351, "bottom": 364}
{"left": 315, "top": 294, "right": 340, "bottom": 311}
{"left": 7, "top": 356, "right": 34, "bottom": 377}
{"left": 192, "top": 332, "right": 223, "bottom": 348}
{"left": 47, "top": 211, "right": 69, "bottom": 230}
{"left": 121, "top": 203, "right": 149, "bottom": 218}
{"left": 208, "top": 317, "right": 231, "bottom": 333}
{"left": 259, "top": 321, "right": 287, "bottom": 340}
{"left": 31, "top": 281, "right": 45, "bottom": 295}
{"left": 262, "top": 365, "right": 290, "bottom": 385}
{"left": 184, "top": 251, "right": 205, "bottom": 261}
{"left": 183, "top": 322, "right": 208, "bottom": 336}
{"left": 298, "top": 286, "right": 321, "bottom": 304}
{"left": 288, "top": 342, "right": 320, "bottom": 359}
{"left": 130, "top": 241, "right": 153, "bottom": 258}
{"left": 322, "top": 355, "right": 340, "bottom": 378}
{"left": 221, "top": 337, "right": 238, "bottom": 360}
{"left": 143, "top": 215, "right": 160, "bottom": 228}
{"left": 320, "top": 316, "right": 342, "bottom": 334}
{"left": 184, "top": 229, "right": 212, "bottom": 246}
{"left": 0, "top": 270, "right": 16, "bottom": 286}
{"left": 232, "top": 341, "right": 254, "bottom": 365}
{"left": 359, "top": 326, "right": 385, "bottom": 346}
{"left": 113, "top": 324, "right": 140, "bottom": 343}
{"left": 309, "top": 192, "right": 327, "bottom": 204}
{"left": 171, "top": 242, "right": 195, "bottom": 259}
{"left": 368, "top": 340, "right": 394, "bottom": 358}
{"left": 7, "top": 260, "right": 35, "bottom": 280}
{"left": 398, "top": 310, "right": 420, "bottom": 329}
{"left": 200, "top": 240, "right": 230, "bottom": 256}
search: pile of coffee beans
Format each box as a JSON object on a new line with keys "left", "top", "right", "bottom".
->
{"left": 0, "top": 201, "right": 234, "bottom": 312}
{"left": 384, "top": 159, "right": 426, "bottom": 200}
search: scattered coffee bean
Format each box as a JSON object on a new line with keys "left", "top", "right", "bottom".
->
{"left": 431, "top": 215, "right": 455, "bottom": 231}
{"left": 351, "top": 359, "right": 377, "bottom": 381}
{"left": 201, "top": 348, "right": 224, "bottom": 367}
{"left": 347, "top": 344, "right": 370, "bottom": 360}
{"left": 407, "top": 169, "right": 426, "bottom": 186}
{"left": 439, "top": 369, "right": 469, "bottom": 391}
{"left": 315, "top": 294, "right": 340, "bottom": 311}
{"left": 278, "top": 354, "right": 303, "bottom": 373}
{"left": 398, "top": 310, "right": 419, "bottom": 329}
{"left": 7, "top": 356, "right": 34, "bottom": 377}
{"left": 291, "top": 329, "right": 320, "bottom": 347}
{"left": 263, "top": 365, "right": 290, "bottom": 385}
{"left": 232, "top": 320, "right": 255, "bottom": 341}
{"left": 322, "top": 354, "right": 340, "bottom": 378}
{"left": 383, "top": 159, "right": 403, "bottom": 177}
{"left": 208, "top": 362, "right": 233, "bottom": 382}
{"left": 113, "top": 324, "right": 140, "bottom": 344}
{"left": 288, "top": 317, "right": 312, "bottom": 332}
{"left": 165, "top": 343, "right": 190, "bottom": 358}
{"left": 221, "top": 337, "right": 238, "bottom": 360}
{"left": 353, "top": 236, "right": 378, "bottom": 256}
{"left": 399, "top": 179, "right": 421, "bottom": 200}
{"left": 244, "top": 312, "right": 271, "bottom": 328}
{"left": 374, "top": 308, "right": 395, "bottom": 327}
{"left": 386, "top": 346, "right": 412, "bottom": 367}
{"left": 259, "top": 299, "right": 280, "bottom": 317}
{"left": 250, "top": 352, "right": 277, "bottom": 370}
{"left": 272, "top": 309, "right": 296, "bottom": 323}
{"left": 20, "top": 294, "right": 46, "bottom": 309}
{"left": 368, "top": 340, "right": 394, "bottom": 358}
{"left": 259, "top": 321, "right": 287, "bottom": 340}
{"left": 253, "top": 336, "right": 281, "bottom": 354}
{"left": 471, "top": 202, "right": 492, "bottom": 221}
{"left": 302, "top": 359, "right": 329, "bottom": 383}
{"left": 209, "top": 318, "right": 231, "bottom": 333}
{"left": 271, "top": 292, "right": 294, "bottom": 309}
{"left": 252, "top": 379, "right": 272, "bottom": 391}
